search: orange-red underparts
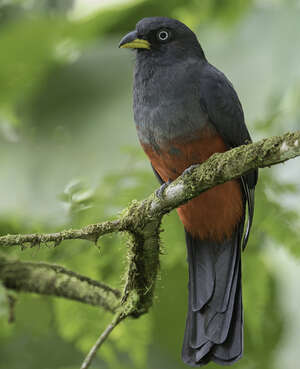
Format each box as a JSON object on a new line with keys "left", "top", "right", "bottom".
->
{"left": 141, "top": 127, "right": 243, "bottom": 242}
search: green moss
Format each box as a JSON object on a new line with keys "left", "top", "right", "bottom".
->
{"left": 1, "top": 130, "right": 300, "bottom": 324}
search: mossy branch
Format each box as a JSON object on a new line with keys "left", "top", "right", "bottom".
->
{"left": 0, "top": 254, "right": 121, "bottom": 312}
{"left": 148, "top": 130, "right": 300, "bottom": 215}
{"left": 0, "top": 130, "right": 299, "bottom": 369}
{"left": 1, "top": 131, "right": 299, "bottom": 250}
{"left": 0, "top": 220, "right": 123, "bottom": 248}
{"left": 1, "top": 131, "right": 300, "bottom": 314}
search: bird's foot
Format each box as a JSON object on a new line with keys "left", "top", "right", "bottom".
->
{"left": 155, "top": 180, "right": 172, "bottom": 199}
{"left": 182, "top": 164, "right": 199, "bottom": 177}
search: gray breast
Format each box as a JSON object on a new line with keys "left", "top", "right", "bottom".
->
{"left": 133, "top": 57, "right": 208, "bottom": 149}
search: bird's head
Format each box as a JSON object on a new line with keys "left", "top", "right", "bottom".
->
{"left": 119, "top": 17, "right": 205, "bottom": 62}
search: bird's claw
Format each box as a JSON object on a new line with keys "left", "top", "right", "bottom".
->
{"left": 155, "top": 180, "right": 172, "bottom": 199}
{"left": 182, "top": 164, "right": 199, "bottom": 177}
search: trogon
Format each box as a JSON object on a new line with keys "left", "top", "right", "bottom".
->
{"left": 119, "top": 17, "right": 258, "bottom": 366}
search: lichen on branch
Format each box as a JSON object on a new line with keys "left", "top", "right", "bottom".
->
{"left": 0, "top": 255, "right": 120, "bottom": 312}
{"left": 0, "top": 130, "right": 299, "bottom": 369}
{"left": 1, "top": 131, "right": 299, "bottom": 250}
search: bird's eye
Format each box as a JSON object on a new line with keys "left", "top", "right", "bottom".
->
{"left": 156, "top": 29, "right": 171, "bottom": 43}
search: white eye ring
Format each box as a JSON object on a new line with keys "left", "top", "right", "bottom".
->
{"left": 157, "top": 29, "right": 170, "bottom": 42}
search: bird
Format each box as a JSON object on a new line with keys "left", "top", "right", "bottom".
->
{"left": 119, "top": 17, "right": 258, "bottom": 366}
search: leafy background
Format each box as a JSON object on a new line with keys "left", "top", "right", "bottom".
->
{"left": 0, "top": 1, "right": 300, "bottom": 368}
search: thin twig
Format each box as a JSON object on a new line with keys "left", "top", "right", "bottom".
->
{"left": 0, "top": 220, "right": 122, "bottom": 247}
{"left": 80, "top": 313, "right": 124, "bottom": 369}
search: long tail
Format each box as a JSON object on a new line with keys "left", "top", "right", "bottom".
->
{"left": 182, "top": 227, "right": 243, "bottom": 366}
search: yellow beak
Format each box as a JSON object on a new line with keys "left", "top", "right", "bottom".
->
{"left": 120, "top": 39, "right": 151, "bottom": 50}
{"left": 119, "top": 31, "right": 151, "bottom": 50}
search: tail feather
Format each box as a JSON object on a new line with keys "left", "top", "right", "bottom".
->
{"left": 182, "top": 227, "right": 243, "bottom": 366}
{"left": 212, "top": 271, "right": 243, "bottom": 362}
{"left": 188, "top": 240, "right": 215, "bottom": 311}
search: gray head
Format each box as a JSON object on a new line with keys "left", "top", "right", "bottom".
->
{"left": 119, "top": 17, "right": 206, "bottom": 62}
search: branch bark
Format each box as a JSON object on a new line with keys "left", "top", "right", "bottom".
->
{"left": 0, "top": 220, "right": 123, "bottom": 248}
{"left": 0, "top": 255, "right": 120, "bottom": 312}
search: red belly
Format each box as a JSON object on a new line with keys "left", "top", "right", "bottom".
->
{"left": 141, "top": 128, "right": 243, "bottom": 241}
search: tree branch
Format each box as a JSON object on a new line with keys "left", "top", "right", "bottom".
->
{"left": 1, "top": 131, "right": 299, "bottom": 250}
{"left": 0, "top": 220, "right": 123, "bottom": 248}
{"left": 0, "top": 255, "right": 120, "bottom": 312}
{"left": 1, "top": 131, "right": 299, "bottom": 312}
{"left": 1, "top": 131, "right": 299, "bottom": 368}
{"left": 148, "top": 131, "right": 300, "bottom": 215}
{"left": 80, "top": 313, "right": 124, "bottom": 369}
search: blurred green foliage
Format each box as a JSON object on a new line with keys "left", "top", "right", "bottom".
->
{"left": 1, "top": 1, "right": 300, "bottom": 369}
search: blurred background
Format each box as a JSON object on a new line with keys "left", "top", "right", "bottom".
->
{"left": 0, "top": 0, "right": 300, "bottom": 368}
